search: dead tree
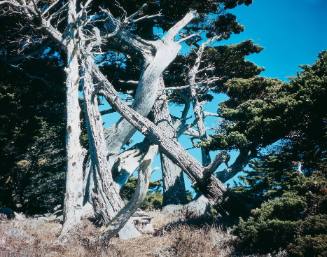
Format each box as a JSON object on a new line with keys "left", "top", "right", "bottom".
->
{"left": 0, "top": 0, "right": 229, "bottom": 240}
{"left": 80, "top": 8, "right": 200, "bottom": 225}
{"left": 94, "top": 64, "right": 228, "bottom": 203}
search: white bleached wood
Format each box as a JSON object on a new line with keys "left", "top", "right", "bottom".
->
{"left": 104, "top": 11, "right": 198, "bottom": 156}
{"left": 81, "top": 55, "right": 124, "bottom": 224}
{"left": 188, "top": 39, "right": 215, "bottom": 166}
{"left": 99, "top": 145, "right": 158, "bottom": 241}
{"left": 152, "top": 80, "right": 187, "bottom": 205}
{"left": 113, "top": 142, "right": 149, "bottom": 186}
{"left": 61, "top": 0, "right": 85, "bottom": 236}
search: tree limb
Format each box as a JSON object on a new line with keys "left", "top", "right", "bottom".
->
{"left": 93, "top": 62, "right": 226, "bottom": 204}
{"left": 99, "top": 144, "right": 158, "bottom": 241}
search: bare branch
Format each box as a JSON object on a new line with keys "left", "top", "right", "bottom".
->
{"left": 186, "top": 35, "right": 222, "bottom": 166}
{"left": 184, "top": 127, "right": 200, "bottom": 138}
{"left": 163, "top": 10, "right": 198, "bottom": 43}
{"left": 165, "top": 84, "right": 191, "bottom": 91}
{"left": 177, "top": 33, "right": 199, "bottom": 43}
{"left": 0, "top": 0, "right": 65, "bottom": 47}
{"left": 118, "top": 79, "right": 139, "bottom": 86}
{"left": 217, "top": 148, "right": 257, "bottom": 182}
{"left": 99, "top": 144, "right": 158, "bottom": 241}
{"left": 132, "top": 11, "right": 162, "bottom": 23}
{"left": 121, "top": 2, "right": 162, "bottom": 24}
{"left": 204, "top": 111, "right": 219, "bottom": 117}
{"left": 197, "top": 76, "right": 222, "bottom": 85}
{"left": 124, "top": 3, "right": 147, "bottom": 23}
{"left": 114, "top": 0, "right": 127, "bottom": 18}
{"left": 204, "top": 151, "right": 228, "bottom": 175}
{"left": 81, "top": 0, "right": 93, "bottom": 10}
{"left": 98, "top": 7, "right": 121, "bottom": 39}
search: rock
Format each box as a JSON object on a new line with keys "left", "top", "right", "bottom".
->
{"left": 162, "top": 195, "right": 210, "bottom": 219}
{"left": 14, "top": 212, "right": 26, "bottom": 221}
{"left": 118, "top": 219, "right": 142, "bottom": 240}
{"left": 184, "top": 195, "right": 209, "bottom": 218}
{"left": 132, "top": 210, "right": 154, "bottom": 234}
{"left": 118, "top": 210, "right": 154, "bottom": 239}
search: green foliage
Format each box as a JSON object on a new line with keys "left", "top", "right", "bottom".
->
{"left": 0, "top": 58, "right": 66, "bottom": 213}
{"left": 141, "top": 192, "right": 163, "bottom": 210}
{"left": 231, "top": 52, "right": 327, "bottom": 256}
{"left": 166, "top": 40, "right": 263, "bottom": 106}
{"left": 206, "top": 51, "right": 327, "bottom": 151}
{"left": 120, "top": 177, "right": 163, "bottom": 210}
{"left": 236, "top": 217, "right": 298, "bottom": 251}
{"left": 234, "top": 174, "right": 327, "bottom": 255}
{"left": 288, "top": 235, "right": 327, "bottom": 257}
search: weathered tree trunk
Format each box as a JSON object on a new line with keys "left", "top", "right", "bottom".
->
{"left": 61, "top": 0, "right": 84, "bottom": 236}
{"left": 81, "top": 11, "right": 198, "bottom": 224}
{"left": 112, "top": 141, "right": 150, "bottom": 186}
{"left": 160, "top": 153, "right": 187, "bottom": 205}
{"left": 82, "top": 12, "right": 199, "bottom": 216}
{"left": 152, "top": 80, "right": 187, "bottom": 205}
{"left": 81, "top": 56, "right": 124, "bottom": 224}
{"left": 104, "top": 11, "right": 197, "bottom": 156}
{"left": 94, "top": 65, "right": 227, "bottom": 204}
{"left": 190, "top": 89, "right": 211, "bottom": 166}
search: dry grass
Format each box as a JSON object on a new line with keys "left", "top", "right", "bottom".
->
{"left": 0, "top": 211, "right": 235, "bottom": 257}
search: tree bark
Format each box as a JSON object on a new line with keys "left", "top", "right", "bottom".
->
{"left": 82, "top": 56, "right": 124, "bottom": 224}
{"left": 61, "top": 0, "right": 85, "bottom": 236}
{"left": 104, "top": 11, "right": 198, "bottom": 155}
{"left": 152, "top": 80, "right": 187, "bottom": 205}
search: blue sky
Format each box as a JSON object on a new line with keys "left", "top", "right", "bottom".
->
{"left": 229, "top": 0, "right": 327, "bottom": 80}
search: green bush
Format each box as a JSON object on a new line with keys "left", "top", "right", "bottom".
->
{"left": 288, "top": 235, "right": 327, "bottom": 257}
{"left": 120, "top": 177, "right": 163, "bottom": 210}
{"left": 234, "top": 195, "right": 302, "bottom": 252}
{"left": 233, "top": 174, "right": 327, "bottom": 255}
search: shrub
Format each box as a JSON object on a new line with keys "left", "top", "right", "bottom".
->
{"left": 288, "top": 235, "right": 327, "bottom": 257}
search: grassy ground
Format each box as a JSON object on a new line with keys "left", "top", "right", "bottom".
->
{"left": 0, "top": 211, "right": 235, "bottom": 257}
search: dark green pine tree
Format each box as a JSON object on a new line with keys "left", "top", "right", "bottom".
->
{"left": 231, "top": 51, "right": 327, "bottom": 256}
{"left": 0, "top": 61, "right": 67, "bottom": 214}
{"left": 0, "top": 12, "right": 67, "bottom": 213}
